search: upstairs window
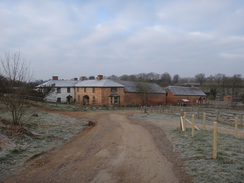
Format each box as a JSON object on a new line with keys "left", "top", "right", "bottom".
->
{"left": 84, "top": 88, "right": 86, "bottom": 92}
{"left": 77, "top": 87, "right": 79, "bottom": 92}
{"left": 57, "top": 87, "right": 61, "bottom": 93}
{"left": 92, "top": 88, "right": 95, "bottom": 93}
{"left": 67, "top": 87, "right": 70, "bottom": 93}
{"left": 111, "top": 87, "right": 117, "bottom": 92}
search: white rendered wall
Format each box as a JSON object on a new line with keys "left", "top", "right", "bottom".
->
{"left": 45, "top": 87, "right": 75, "bottom": 103}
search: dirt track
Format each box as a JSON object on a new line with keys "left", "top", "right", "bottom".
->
{"left": 3, "top": 110, "right": 192, "bottom": 183}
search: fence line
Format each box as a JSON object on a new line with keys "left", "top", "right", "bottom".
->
{"left": 142, "top": 105, "right": 244, "bottom": 128}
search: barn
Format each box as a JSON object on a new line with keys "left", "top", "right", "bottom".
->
{"left": 165, "top": 85, "right": 206, "bottom": 104}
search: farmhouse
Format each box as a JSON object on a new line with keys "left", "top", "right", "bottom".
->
{"left": 37, "top": 76, "right": 78, "bottom": 103}
{"left": 165, "top": 85, "right": 206, "bottom": 104}
{"left": 75, "top": 75, "right": 166, "bottom": 106}
{"left": 37, "top": 75, "right": 208, "bottom": 106}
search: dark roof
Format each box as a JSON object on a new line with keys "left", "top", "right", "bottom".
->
{"left": 114, "top": 80, "right": 166, "bottom": 94}
{"left": 165, "top": 85, "right": 206, "bottom": 96}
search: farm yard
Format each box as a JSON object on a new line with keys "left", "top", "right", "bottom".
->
{"left": 0, "top": 102, "right": 243, "bottom": 183}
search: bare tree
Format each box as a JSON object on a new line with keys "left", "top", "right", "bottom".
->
{"left": 0, "top": 51, "right": 32, "bottom": 125}
{"left": 172, "top": 74, "right": 180, "bottom": 85}
{"left": 195, "top": 73, "right": 205, "bottom": 85}
{"left": 137, "top": 82, "right": 149, "bottom": 106}
{"left": 161, "top": 72, "right": 172, "bottom": 86}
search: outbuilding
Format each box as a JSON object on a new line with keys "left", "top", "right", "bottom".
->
{"left": 165, "top": 85, "right": 206, "bottom": 104}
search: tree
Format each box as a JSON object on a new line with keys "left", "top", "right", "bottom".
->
{"left": 161, "top": 72, "right": 172, "bottom": 86}
{"left": 172, "top": 74, "right": 180, "bottom": 85}
{"left": 0, "top": 51, "right": 32, "bottom": 125}
{"left": 195, "top": 73, "right": 205, "bottom": 86}
{"left": 137, "top": 82, "right": 149, "bottom": 106}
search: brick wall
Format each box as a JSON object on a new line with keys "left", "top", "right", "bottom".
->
{"left": 75, "top": 87, "right": 125, "bottom": 105}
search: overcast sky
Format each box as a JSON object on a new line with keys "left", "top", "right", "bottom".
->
{"left": 0, "top": 0, "right": 243, "bottom": 80}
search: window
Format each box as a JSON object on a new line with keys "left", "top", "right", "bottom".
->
{"left": 92, "top": 88, "right": 95, "bottom": 93}
{"left": 114, "top": 96, "right": 119, "bottom": 104}
{"left": 78, "top": 95, "right": 80, "bottom": 102}
{"left": 84, "top": 87, "right": 86, "bottom": 92}
{"left": 111, "top": 87, "right": 117, "bottom": 92}
{"left": 110, "top": 96, "right": 120, "bottom": 104}
{"left": 67, "top": 87, "right": 70, "bottom": 93}
{"left": 57, "top": 98, "right": 61, "bottom": 103}
{"left": 77, "top": 87, "right": 79, "bottom": 92}
{"left": 92, "top": 96, "right": 95, "bottom": 104}
{"left": 57, "top": 87, "right": 61, "bottom": 93}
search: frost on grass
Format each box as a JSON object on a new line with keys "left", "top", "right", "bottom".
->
{"left": 169, "top": 130, "right": 244, "bottom": 183}
{"left": 133, "top": 112, "right": 244, "bottom": 183}
{"left": 0, "top": 107, "right": 88, "bottom": 180}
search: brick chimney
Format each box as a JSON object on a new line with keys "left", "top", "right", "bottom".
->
{"left": 52, "top": 76, "right": 58, "bottom": 80}
{"left": 80, "top": 76, "right": 86, "bottom": 81}
{"left": 97, "top": 75, "right": 103, "bottom": 80}
{"left": 74, "top": 78, "right": 78, "bottom": 81}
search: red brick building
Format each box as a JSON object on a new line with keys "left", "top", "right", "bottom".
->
{"left": 165, "top": 85, "right": 206, "bottom": 104}
{"left": 74, "top": 76, "right": 166, "bottom": 106}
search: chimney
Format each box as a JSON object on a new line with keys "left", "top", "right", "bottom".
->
{"left": 53, "top": 76, "right": 58, "bottom": 80}
{"left": 97, "top": 75, "right": 103, "bottom": 80}
{"left": 74, "top": 78, "right": 78, "bottom": 81}
{"left": 80, "top": 76, "right": 86, "bottom": 81}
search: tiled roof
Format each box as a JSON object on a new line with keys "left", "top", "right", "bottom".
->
{"left": 75, "top": 79, "right": 124, "bottom": 87}
{"left": 165, "top": 85, "right": 206, "bottom": 96}
{"left": 114, "top": 80, "right": 166, "bottom": 94}
{"left": 37, "top": 80, "right": 78, "bottom": 87}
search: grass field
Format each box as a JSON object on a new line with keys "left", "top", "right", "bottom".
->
{"left": 0, "top": 106, "right": 88, "bottom": 180}
{"left": 133, "top": 113, "right": 244, "bottom": 183}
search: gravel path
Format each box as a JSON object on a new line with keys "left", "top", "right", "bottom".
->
{"left": 3, "top": 110, "right": 192, "bottom": 183}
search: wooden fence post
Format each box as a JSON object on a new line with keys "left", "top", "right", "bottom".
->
{"left": 184, "top": 112, "right": 186, "bottom": 131}
{"left": 213, "top": 122, "right": 218, "bottom": 159}
{"left": 192, "top": 114, "right": 195, "bottom": 137}
{"left": 203, "top": 112, "right": 206, "bottom": 130}
{"left": 180, "top": 109, "right": 185, "bottom": 131}
{"left": 235, "top": 116, "right": 238, "bottom": 138}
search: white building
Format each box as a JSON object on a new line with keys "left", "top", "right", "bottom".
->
{"left": 37, "top": 76, "right": 78, "bottom": 103}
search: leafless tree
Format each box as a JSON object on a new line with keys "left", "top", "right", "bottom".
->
{"left": 137, "top": 82, "right": 149, "bottom": 106}
{"left": 195, "top": 73, "right": 205, "bottom": 85}
{"left": 161, "top": 72, "right": 172, "bottom": 86}
{"left": 0, "top": 51, "right": 32, "bottom": 125}
{"left": 172, "top": 74, "right": 180, "bottom": 85}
